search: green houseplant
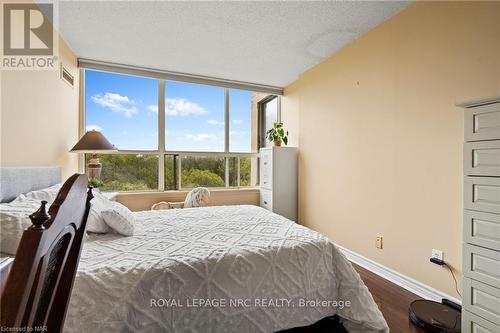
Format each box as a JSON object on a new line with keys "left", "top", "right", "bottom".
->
{"left": 88, "top": 178, "right": 104, "bottom": 189}
{"left": 266, "top": 122, "right": 288, "bottom": 146}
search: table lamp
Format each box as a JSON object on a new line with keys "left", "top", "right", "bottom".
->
{"left": 70, "top": 130, "right": 117, "bottom": 179}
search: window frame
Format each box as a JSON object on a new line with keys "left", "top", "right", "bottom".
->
{"left": 257, "top": 95, "right": 281, "bottom": 149}
{"left": 80, "top": 68, "right": 271, "bottom": 192}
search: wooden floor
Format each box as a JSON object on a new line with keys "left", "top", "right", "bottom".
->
{"left": 353, "top": 263, "right": 426, "bottom": 333}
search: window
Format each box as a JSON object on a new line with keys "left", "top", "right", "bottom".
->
{"left": 228, "top": 156, "right": 259, "bottom": 187}
{"left": 83, "top": 69, "right": 277, "bottom": 191}
{"left": 164, "top": 155, "right": 177, "bottom": 190}
{"left": 229, "top": 89, "right": 253, "bottom": 153}
{"left": 259, "top": 96, "right": 278, "bottom": 148}
{"left": 181, "top": 156, "right": 225, "bottom": 188}
{"left": 85, "top": 70, "right": 158, "bottom": 150}
{"left": 85, "top": 154, "right": 158, "bottom": 191}
{"left": 165, "top": 81, "right": 225, "bottom": 152}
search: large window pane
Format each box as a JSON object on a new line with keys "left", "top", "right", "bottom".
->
{"left": 86, "top": 154, "right": 158, "bottom": 191}
{"left": 85, "top": 70, "right": 158, "bottom": 150}
{"left": 165, "top": 81, "right": 224, "bottom": 152}
{"left": 240, "top": 157, "right": 258, "bottom": 187}
{"left": 181, "top": 156, "right": 225, "bottom": 188}
{"left": 229, "top": 89, "right": 252, "bottom": 152}
{"left": 83, "top": 69, "right": 262, "bottom": 193}
{"left": 227, "top": 157, "right": 258, "bottom": 187}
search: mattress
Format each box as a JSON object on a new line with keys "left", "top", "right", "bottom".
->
{"left": 65, "top": 205, "right": 388, "bottom": 332}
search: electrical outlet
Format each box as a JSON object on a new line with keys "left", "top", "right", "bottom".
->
{"left": 431, "top": 249, "right": 443, "bottom": 261}
{"left": 375, "top": 236, "right": 383, "bottom": 249}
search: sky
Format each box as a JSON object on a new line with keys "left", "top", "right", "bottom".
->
{"left": 85, "top": 70, "right": 253, "bottom": 152}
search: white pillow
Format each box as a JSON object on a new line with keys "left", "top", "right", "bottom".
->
{"left": 22, "top": 183, "right": 62, "bottom": 203}
{"left": 11, "top": 186, "right": 113, "bottom": 234}
{"left": 86, "top": 191, "right": 111, "bottom": 234}
{"left": 101, "top": 201, "right": 135, "bottom": 236}
{"left": 0, "top": 199, "right": 41, "bottom": 255}
{"left": 0, "top": 187, "right": 120, "bottom": 255}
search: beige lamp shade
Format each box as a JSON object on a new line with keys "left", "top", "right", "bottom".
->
{"left": 70, "top": 130, "right": 117, "bottom": 153}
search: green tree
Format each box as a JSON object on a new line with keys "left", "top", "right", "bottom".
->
{"left": 88, "top": 154, "right": 254, "bottom": 191}
{"left": 88, "top": 154, "right": 158, "bottom": 191}
{"left": 240, "top": 157, "right": 251, "bottom": 186}
{"left": 182, "top": 169, "right": 224, "bottom": 188}
{"left": 165, "top": 155, "right": 176, "bottom": 190}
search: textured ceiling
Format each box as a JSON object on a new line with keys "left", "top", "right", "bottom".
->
{"left": 58, "top": 1, "right": 410, "bottom": 87}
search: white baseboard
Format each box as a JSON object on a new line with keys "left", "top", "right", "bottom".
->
{"left": 335, "top": 244, "right": 462, "bottom": 305}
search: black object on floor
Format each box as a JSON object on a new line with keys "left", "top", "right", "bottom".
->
{"left": 409, "top": 300, "right": 461, "bottom": 333}
{"left": 277, "top": 315, "right": 347, "bottom": 333}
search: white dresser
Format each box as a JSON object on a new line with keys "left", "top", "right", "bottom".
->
{"left": 458, "top": 96, "right": 500, "bottom": 331}
{"left": 259, "top": 147, "right": 298, "bottom": 221}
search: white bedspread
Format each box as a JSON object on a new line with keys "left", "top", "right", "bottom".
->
{"left": 65, "top": 205, "right": 388, "bottom": 333}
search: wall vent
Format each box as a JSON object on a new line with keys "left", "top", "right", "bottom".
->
{"left": 60, "top": 64, "right": 74, "bottom": 88}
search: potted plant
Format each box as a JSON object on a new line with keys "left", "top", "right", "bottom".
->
{"left": 88, "top": 178, "right": 104, "bottom": 189}
{"left": 266, "top": 122, "right": 288, "bottom": 146}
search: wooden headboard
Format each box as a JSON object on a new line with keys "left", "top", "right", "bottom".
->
{"left": 1, "top": 173, "right": 91, "bottom": 332}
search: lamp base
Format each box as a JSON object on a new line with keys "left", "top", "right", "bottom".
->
{"left": 87, "top": 154, "right": 102, "bottom": 179}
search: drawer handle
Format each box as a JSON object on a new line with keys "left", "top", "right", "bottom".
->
{"left": 264, "top": 162, "right": 268, "bottom": 165}
{"left": 263, "top": 182, "right": 267, "bottom": 184}
{"left": 264, "top": 201, "right": 268, "bottom": 204}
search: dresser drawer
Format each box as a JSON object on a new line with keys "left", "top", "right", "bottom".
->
{"left": 464, "top": 243, "right": 500, "bottom": 289}
{"left": 463, "top": 309, "right": 500, "bottom": 333}
{"left": 464, "top": 210, "right": 500, "bottom": 252}
{"left": 259, "top": 149, "right": 273, "bottom": 190}
{"left": 260, "top": 149, "right": 272, "bottom": 166}
{"left": 463, "top": 277, "right": 500, "bottom": 325}
{"left": 465, "top": 103, "right": 500, "bottom": 142}
{"left": 465, "top": 177, "right": 500, "bottom": 214}
{"left": 260, "top": 188, "right": 273, "bottom": 211}
{"left": 465, "top": 141, "right": 500, "bottom": 176}
{"left": 260, "top": 168, "right": 272, "bottom": 190}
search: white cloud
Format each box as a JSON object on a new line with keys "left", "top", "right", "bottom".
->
{"left": 207, "top": 119, "right": 223, "bottom": 125}
{"left": 147, "top": 105, "right": 158, "bottom": 113}
{"left": 147, "top": 98, "right": 208, "bottom": 117}
{"left": 166, "top": 98, "right": 207, "bottom": 116}
{"left": 233, "top": 119, "right": 243, "bottom": 124}
{"left": 91, "top": 92, "right": 138, "bottom": 118}
{"left": 185, "top": 133, "right": 216, "bottom": 142}
{"left": 86, "top": 124, "right": 103, "bottom": 132}
{"left": 230, "top": 130, "right": 247, "bottom": 136}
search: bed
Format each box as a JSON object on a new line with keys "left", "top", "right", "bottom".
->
{"left": 1, "top": 167, "right": 388, "bottom": 333}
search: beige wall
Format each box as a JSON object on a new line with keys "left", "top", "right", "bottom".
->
{"left": 116, "top": 188, "right": 260, "bottom": 211}
{"left": 282, "top": 1, "right": 500, "bottom": 298}
{"left": 1, "top": 37, "right": 80, "bottom": 180}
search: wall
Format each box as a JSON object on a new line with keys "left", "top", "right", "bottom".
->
{"left": 116, "top": 188, "right": 260, "bottom": 211}
{"left": 282, "top": 1, "right": 500, "bottom": 298}
{"left": 1, "top": 36, "right": 80, "bottom": 180}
